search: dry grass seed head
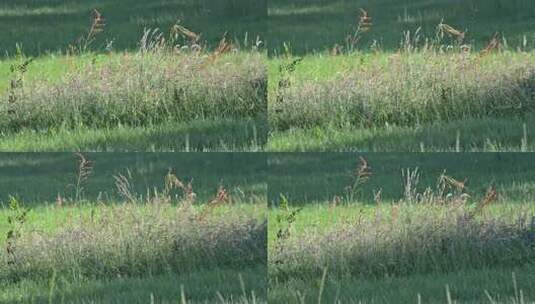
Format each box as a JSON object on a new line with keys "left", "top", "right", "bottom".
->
{"left": 198, "top": 185, "right": 231, "bottom": 221}
{"left": 480, "top": 32, "right": 502, "bottom": 56}
{"left": 358, "top": 8, "right": 373, "bottom": 32}
{"left": 438, "top": 22, "right": 465, "bottom": 42}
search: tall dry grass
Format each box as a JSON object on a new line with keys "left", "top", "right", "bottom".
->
{"left": 270, "top": 52, "right": 535, "bottom": 131}
{"left": 1, "top": 202, "right": 266, "bottom": 284}
{"left": 269, "top": 170, "right": 535, "bottom": 283}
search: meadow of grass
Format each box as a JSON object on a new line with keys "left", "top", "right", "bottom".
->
{"left": 1, "top": 203, "right": 266, "bottom": 303}
{"left": 1, "top": 1, "right": 267, "bottom": 151}
{"left": 268, "top": 0, "right": 535, "bottom": 152}
{"left": 268, "top": 50, "right": 535, "bottom": 151}
{"left": 268, "top": 153, "right": 535, "bottom": 303}
{"left": 2, "top": 46, "right": 266, "bottom": 151}
{"left": 0, "top": 153, "right": 267, "bottom": 303}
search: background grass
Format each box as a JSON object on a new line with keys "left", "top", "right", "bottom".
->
{"left": 1, "top": 0, "right": 266, "bottom": 57}
{"left": 2, "top": 267, "right": 266, "bottom": 304}
{"left": 268, "top": 0, "right": 535, "bottom": 55}
{"left": 0, "top": 153, "right": 266, "bottom": 205}
{"left": 0, "top": 119, "right": 267, "bottom": 152}
{"left": 268, "top": 153, "right": 535, "bottom": 205}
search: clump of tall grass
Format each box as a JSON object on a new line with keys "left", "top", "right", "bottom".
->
{"left": 0, "top": 201, "right": 266, "bottom": 284}
{"left": 270, "top": 51, "right": 535, "bottom": 131}
{"left": 1, "top": 167, "right": 266, "bottom": 284}
{"left": 269, "top": 171, "right": 535, "bottom": 283}
{"left": 1, "top": 26, "right": 266, "bottom": 133}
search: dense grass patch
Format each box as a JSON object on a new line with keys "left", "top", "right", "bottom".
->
{"left": 1, "top": 203, "right": 266, "bottom": 284}
{"left": 269, "top": 203, "right": 535, "bottom": 280}
{"left": 1, "top": 1, "right": 268, "bottom": 151}
{"left": 2, "top": 49, "right": 267, "bottom": 151}
{"left": 0, "top": 203, "right": 266, "bottom": 303}
{"left": 271, "top": 52, "right": 535, "bottom": 130}
{"left": 0, "top": 153, "right": 267, "bottom": 303}
{"left": 269, "top": 51, "right": 535, "bottom": 151}
{"left": 269, "top": 202, "right": 535, "bottom": 303}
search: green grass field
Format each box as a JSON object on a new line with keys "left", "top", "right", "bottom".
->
{"left": 268, "top": 0, "right": 535, "bottom": 55}
{"left": 268, "top": 153, "right": 535, "bottom": 303}
{"left": 0, "top": 153, "right": 267, "bottom": 303}
{"left": 268, "top": 0, "right": 535, "bottom": 152}
{"left": 1, "top": 0, "right": 266, "bottom": 57}
{"left": 1, "top": 1, "right": 267, "bottom": 151}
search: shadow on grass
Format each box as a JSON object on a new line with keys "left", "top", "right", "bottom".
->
{"left": 0, "top": 152, "right": 267, "bottom": 206}
{"left": 0, "top": 266, "right": 266, "bottom": 304}
{"left": 268, "top": 152, "right": 535, "bottom": 205}
{"left": 268, "top": 0, "right": 535, "bottom": 55}
{"left": 268, "top": 117, "right": 533, "bottom": 152}
{"left": 0, "top": 119, "right": 268, "bottom": 152}
{"left": 1, "top": 0, "right": 266, "bottom": 57}
{"left": 269, "top": 265, "right": 535, "bottom": 304}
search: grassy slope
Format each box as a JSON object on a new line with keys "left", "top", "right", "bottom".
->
{"left": 268, "top": 1, "right": 535, "bottom": 152}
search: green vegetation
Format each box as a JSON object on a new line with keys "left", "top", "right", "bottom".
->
{"left": 2, "top": 50, "right": 266, "bottom": 151}
{"left": 268, "top": 0, "right": 535, "bottom": 55}
{"left": 1, "top": 0, "right": 266, "bottom": 57}
{"left": 1, "top": 1, "right": 267, "bottom": 151}
{"left": 0, "top": 153, "right": 267, "bottom": 303}
{"left": 268, "top": 0, "right": 535, "bottom": 152}
{"left": 268, "top": 153, "right": 535, "bottom": 303}
{"left": 269, "top": 52, "right": 535, "bottom": 151}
